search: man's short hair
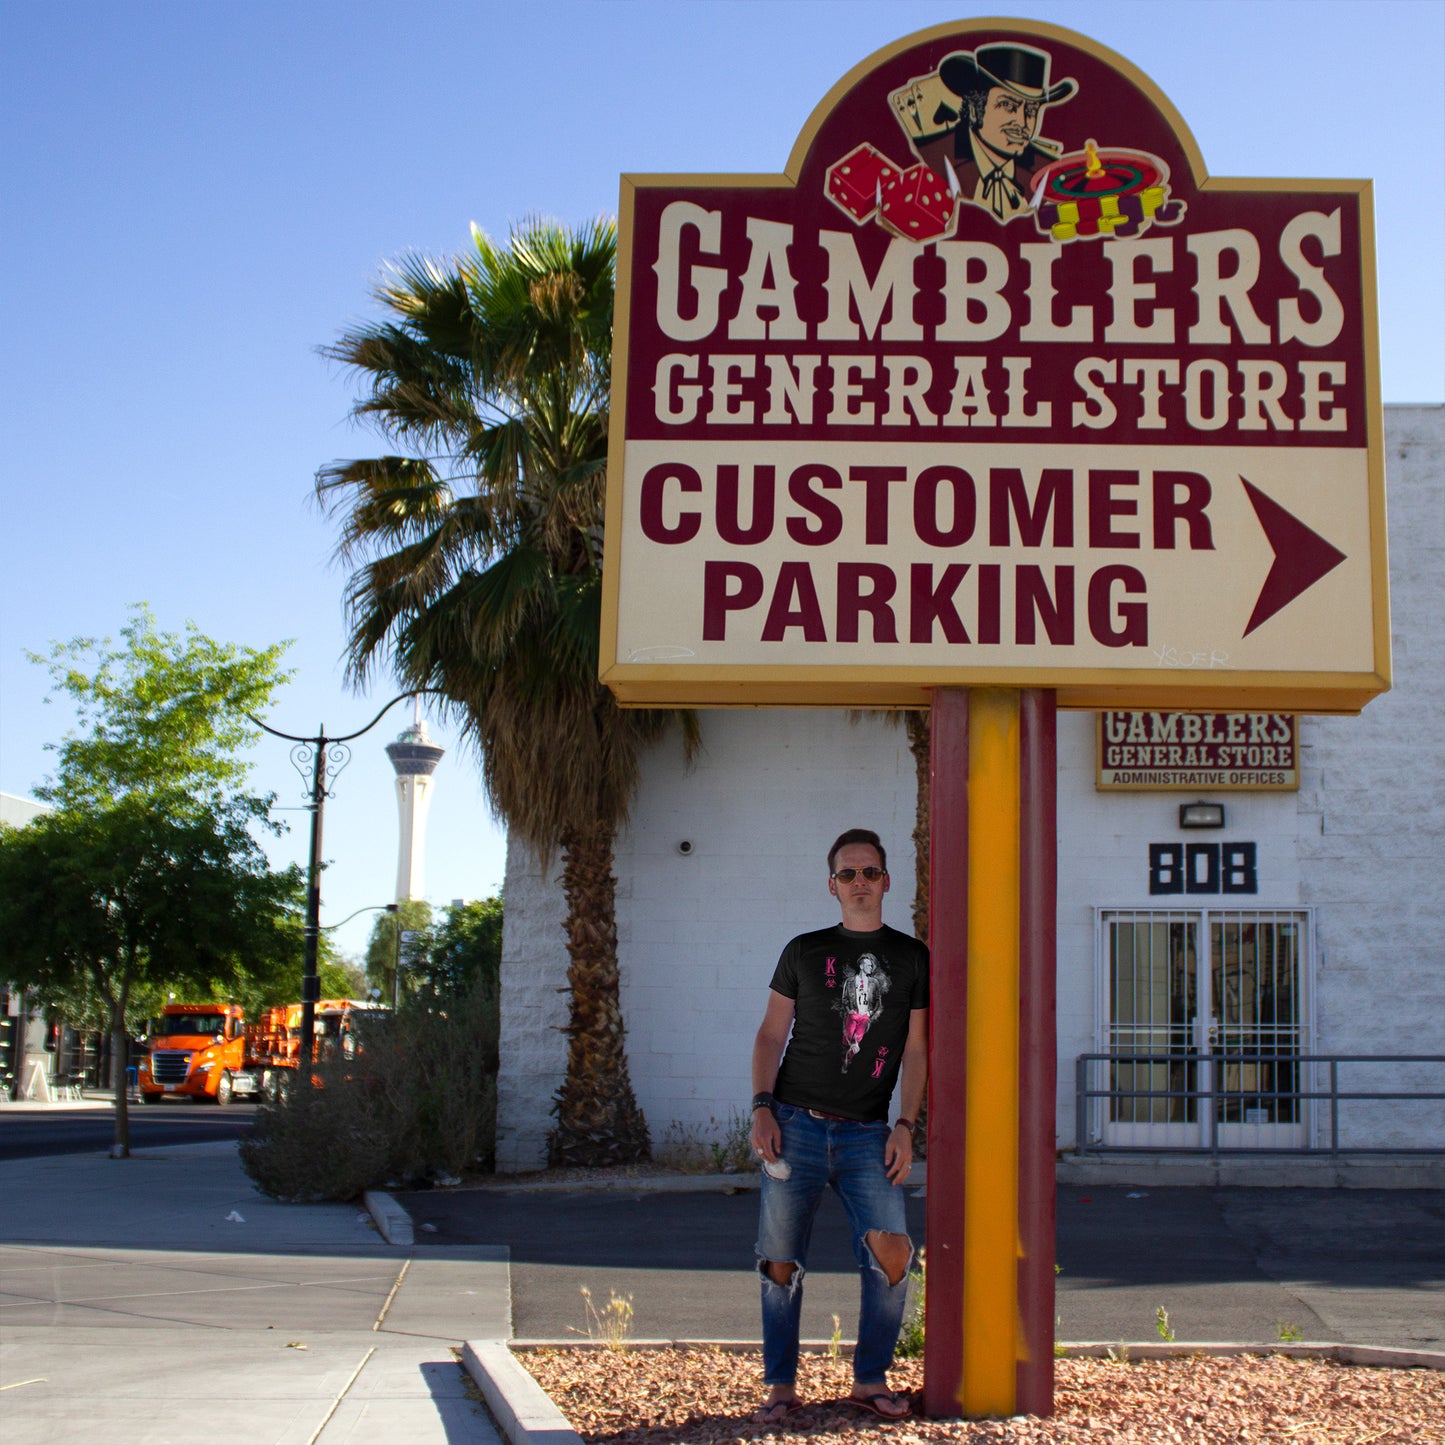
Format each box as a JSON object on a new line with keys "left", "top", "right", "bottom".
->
{"left": 960, "top": 86, "right": 992, "bottom": 127}
{"left": 828, "top": 828, "right": 887, "bottom": 874}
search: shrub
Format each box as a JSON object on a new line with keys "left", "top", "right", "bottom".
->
{"left": 655, "top": 1111, "right": 760, "bottom": 1174}
{"left": 240, "top": 973, "right": 498, "bottom": 1201}
{"left": 238, "top": 1067, "right": 392, "bottom": 1201}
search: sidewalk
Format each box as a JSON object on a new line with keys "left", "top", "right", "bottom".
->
{"left": 0, "top": 1138, "right": 509, "bottom": 1445}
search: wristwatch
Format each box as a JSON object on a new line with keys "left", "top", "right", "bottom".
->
{"left": 752, "top": 1092, "right": 776, "bottom": 1112}
{"left": 893, "top": 1117, "right": 916, "bottom": 1133}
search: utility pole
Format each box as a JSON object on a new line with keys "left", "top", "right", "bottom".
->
{"left": 248, "top": 692, "right": 436, "bottom": 1069}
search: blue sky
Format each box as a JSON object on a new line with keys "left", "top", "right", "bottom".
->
{"left": 3, "top": 0, "right": 1441, "bottom": 962}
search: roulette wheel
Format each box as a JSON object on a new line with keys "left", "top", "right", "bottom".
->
{"left": 1032, "top": 139, "right": 1180, "bottom": 239}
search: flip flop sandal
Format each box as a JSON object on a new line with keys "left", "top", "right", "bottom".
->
{"left": 751, "top": 1397, "right": 804, "bottom": 1424}
{"left": 846, "top": 1390, "right": 912, "bottom": 1420}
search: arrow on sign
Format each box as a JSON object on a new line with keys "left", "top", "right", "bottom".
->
{"left": 1241, "top": 477, "right": 1348, "bottom": 637}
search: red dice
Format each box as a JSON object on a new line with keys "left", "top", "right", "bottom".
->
{"left": 825, "top": 143, "right": 901, "bottom": 223}
{"left": 879, "top": 162, "right": 957, "bottom": 242}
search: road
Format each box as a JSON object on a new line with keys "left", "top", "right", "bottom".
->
{"left": 0, "top": 1102, "right": 259, "bottom": 1159}
{"left": 399, "top": 1180, "right": 1445, "bottom": 1350}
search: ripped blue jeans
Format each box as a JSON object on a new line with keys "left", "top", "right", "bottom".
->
{"left": 755, "top": 1103, "right": 913, "bottom": 1386}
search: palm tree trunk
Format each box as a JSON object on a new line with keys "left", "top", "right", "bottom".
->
{"left": 548, "top": 820, "right": 650, "bottom": 1166}
{"left": 905, "top": 708, "right": 931, "bottom": 1158}
{"left": 905, "top": 709, "right": 931, "bottom": 943}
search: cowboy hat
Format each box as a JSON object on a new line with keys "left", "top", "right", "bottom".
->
{"left": 939, "top": 43, "right": 1077, "bottom": 106}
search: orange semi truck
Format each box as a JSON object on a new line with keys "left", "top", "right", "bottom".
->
{"left": 137, "top": 1003, "right": 256, "bottom": 1105}
{"left": 137, "top": 1000, "right": 385, "bottom": 1104}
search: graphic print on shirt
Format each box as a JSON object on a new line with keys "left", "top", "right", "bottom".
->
{"left": 836, "top": 952, "right": 891, "bottom": 1072}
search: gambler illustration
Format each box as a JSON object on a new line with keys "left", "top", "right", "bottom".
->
{"left": 826, "top": 38, "right": 1185, "bottom": 244}
{"left": 907, "top": 42, "right": 1076, "bottom": 223}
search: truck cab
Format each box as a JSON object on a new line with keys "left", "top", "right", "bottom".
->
{"left": 136, "top": 1003, "right": 255, "bottom": 1105}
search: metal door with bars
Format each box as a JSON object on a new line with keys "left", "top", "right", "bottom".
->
{"left": 1094, "top": 908, "right": 1313, "bottom": 1148}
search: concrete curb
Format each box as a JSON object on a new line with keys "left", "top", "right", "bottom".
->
{"left": 437, "top": 1164, "right": 931, "bottom": 1194}
{"left": 501, "top": 1338, "right": 1445, "bottom": 1370}
{"left": 462, "top": 1340, "right": 584, "bottom": 1445}
{"left": 1056, "top": 1154, "right": 1445, "bottom": 1189}
{"left": 511, "top": 1338, "right": 867, "bottom": 1351}
{"left": 363, "top": 1188, "right": 414, "bottom": 1245}
{"left": 394, "top": 1153, "right": 1445, "bottom": 1195}
{"left": 457, "top": 1173, "right": 765, "bottom": 1194}
{"left": 0, "top": 1097, "right": 115, "bottom": 1111}
{"left": 1060, "top": 1341, "right": 1445, "bottom": 1371}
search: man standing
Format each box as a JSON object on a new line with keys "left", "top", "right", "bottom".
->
{"left": 749, "top": 828, "right": 929, "bottom": 1423}
{"left": 915, "top": 42, "right": 1077, "bottom": 222}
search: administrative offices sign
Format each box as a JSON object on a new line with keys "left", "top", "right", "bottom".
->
{"left": 599, "top": 21, "right": 1389, "bottom": 714}
{"left": 1097, "top": 711, "right": 1299, "bottom": 790}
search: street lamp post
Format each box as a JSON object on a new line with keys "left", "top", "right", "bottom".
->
{"left": 321, "top": 902, "right": 398, "bottom": 1021}
{"left": 247, "top": 692, "right": 435, "bottom": 1070}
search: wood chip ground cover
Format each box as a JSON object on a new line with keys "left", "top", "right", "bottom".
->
{"left": 521, "top": 1347, "right": 1443, "bottom": 1444}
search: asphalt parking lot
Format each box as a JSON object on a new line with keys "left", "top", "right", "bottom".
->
{"left": 399, "top": 1180, "right": 1445, "bottom": 1349}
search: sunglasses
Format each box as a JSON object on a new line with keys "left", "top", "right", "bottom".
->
{"left": 832, "top": 866, "right": 885, "bottom": 882}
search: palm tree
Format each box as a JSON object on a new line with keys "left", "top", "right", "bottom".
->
{"left": 317, "top": 218, "right": 690, "bottom": 1167}
{"left": 904, "top": 710, "right": 930, "bottom": 943}
{"left": 854, "top": 709, "right": 931, "bottom": 942}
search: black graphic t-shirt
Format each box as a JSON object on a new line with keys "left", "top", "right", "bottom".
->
{"left": 768, "top": 923, "right": 930, "bottom": 1122}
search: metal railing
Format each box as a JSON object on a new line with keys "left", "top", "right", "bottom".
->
{"left": 1074, "top": 1052, "right": 1445, "bottom": 1155}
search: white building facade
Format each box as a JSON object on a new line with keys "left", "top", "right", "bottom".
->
{"left": 496, "top": 405, "right": 1443, "bottom": 1171}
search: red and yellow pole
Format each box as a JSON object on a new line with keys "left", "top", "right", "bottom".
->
{"left": 924, "top": 687, "right": 1057, "bottom": 1419}
{"left": 1017, "top": 689, "right": 1058, "bottom": 1415}
{"left": 961, "top": 688, "right": 1021, "bottom": 1413}
{"left": 923, "top": 690, "right": 969, "bottom": 1414}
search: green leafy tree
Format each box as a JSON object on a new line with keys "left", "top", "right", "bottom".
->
{"left": 424, "top": 896, "right": 503, "bottom": 1001}
{"left": 0, "top": 606, "right": 301, "bottom": 1155}
{"left": 318, "top": 219, "right": 693, "bottom": 1166}
{"left": 223, "top": 922, "right": 355, "bottom": 1018}
{"left": 319, "top": 955, "right": 368, "bottom": 1001}
{"left": 363, "top": 899, "right": 433, "bottom": 1006}
{"left": 30, "top": 606, "right": 289, "bottom": 814}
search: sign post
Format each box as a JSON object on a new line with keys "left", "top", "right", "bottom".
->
{"left": 925, "top": 686, "right": 1057, "bottom": 1418}
{"left": 600, "top": 19, "right": 1387, "bottom": 1417}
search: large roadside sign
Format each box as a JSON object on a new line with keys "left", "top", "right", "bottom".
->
{"left": 599, "top": 20, "right": 1389, "bottom": 714}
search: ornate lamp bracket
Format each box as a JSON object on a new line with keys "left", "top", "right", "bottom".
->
{"left": 289, "top": 739, "right": 352, "bottom": 802}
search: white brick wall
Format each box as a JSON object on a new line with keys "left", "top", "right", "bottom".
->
{"left": 497, "top": 712, "right": 917, "bottom": 1169}
{"left": 615, "top": 709, "right": 918, "bottom": 1143}
{"left": 494, "top": 835, "right": 570, "bottom": 1172}
{"left": 1298, "top": 405, "right": 1445, "bottom": 1147}
{"left": 498, "top": 406, "right": 1444, "bottom": 1166}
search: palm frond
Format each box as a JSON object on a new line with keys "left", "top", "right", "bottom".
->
{"left": 319, "top": 221, "right": 697, "bottom": 1172}
{"left": 316, "top": 456, "right": 451, "bottom": 554}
